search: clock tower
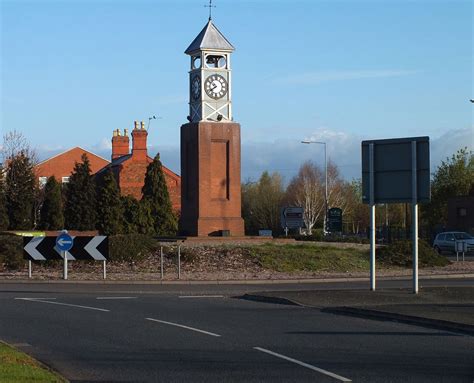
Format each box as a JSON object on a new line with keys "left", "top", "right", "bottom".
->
{"left": 186, "top": 20, "right": 234, "bottom": 123}
{"left": 180, "top": 19, "right": 244, "bottom": 236}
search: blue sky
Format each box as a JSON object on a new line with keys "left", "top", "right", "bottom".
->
{"left": 1, "top": 0, "right": 473, "bottom": 181}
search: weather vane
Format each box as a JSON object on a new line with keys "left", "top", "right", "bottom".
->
{"left": 204, "top": 0, "right": 216, "bottom": 21}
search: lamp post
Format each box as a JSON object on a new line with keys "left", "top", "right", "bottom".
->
{"left": 301, "top": 140, "right": 328, "bottom": 234}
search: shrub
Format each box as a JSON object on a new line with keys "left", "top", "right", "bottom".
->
{"left": 109, "top": 234, "right": 159, "bottom": 262}
{"left": 378, "top": 239, "right": 450, "bottom": 268}
{"left": 0, "top": 233, "right": 25, "bottom": 270}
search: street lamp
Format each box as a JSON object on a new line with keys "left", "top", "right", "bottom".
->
{"left": 301, "top": 140, "right": 328, "bottom": 234}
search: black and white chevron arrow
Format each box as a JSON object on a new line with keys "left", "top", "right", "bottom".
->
{"left": 23, "top": 236, "right": 109, "bottom": 261}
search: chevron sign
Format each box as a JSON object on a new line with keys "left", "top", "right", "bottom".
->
{"left": 23, "top": 236, "right": 109, "bottom": 261}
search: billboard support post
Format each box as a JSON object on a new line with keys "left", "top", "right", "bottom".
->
{"left": 369, "top": 143, "right": 376, "bottom": 291}
{"left": 412, "top": 141, "right": 419, "bottom": 294}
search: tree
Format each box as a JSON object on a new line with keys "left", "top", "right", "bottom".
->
{"left": 64, "top": 154, "right": 97, "bottom": 230}
{"left": 96, "top": 170, "right": 123, "bottom": 235}
{"left": 0, "top": 167, "right": 9, "bottom": 230}
{"left": 422, "top": 148, "right": 474, "bottom": 229}
{"left": 121, "top": 195, "right": 154, "bottom": 234}
{"left": 5, "top": 152, "right": 36, "bottom": 230}
{"left": 286, "top": 161, "right": 324, "bottom": 234}
{"left": 38, "top": 176, "right": 64, "bottom": 230}
{"left": 242, "top": 171, "right": 285, "bottom": 234}
{"left": 141, "top": 154, "right": 177, "bottom": 236}
{"left": 1, "top": 131, "right": 37, "bottom": 230}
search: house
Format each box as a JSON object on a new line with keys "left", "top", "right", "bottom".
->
{"left": 97, "top": 121, "right": 181, "bottom": 210}
{"left": 447, "top": 195, "right": 474, "bottom": 234}
{"left": 34, "top": 121, "right": 181, "bottom": 211}
{"left": 35, "top": 147, "right": 110, "bottom": 187}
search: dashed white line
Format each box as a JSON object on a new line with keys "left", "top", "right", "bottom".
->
{"left": 145, "top": 317, "right": 221, "bottom": 337}
{"left": 96, "top": 297, "right": 137, "bottom": 300}
{"left": 254, "top": 347, "right": 352, "bottom": 382}
{"left": 15, "top": 298, "right": 110, "bottom": 312}
{"left": 178, "top": 295, "right": 224, "bottom": 299}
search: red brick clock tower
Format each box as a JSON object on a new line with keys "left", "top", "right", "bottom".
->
{"left": 179, "top": 18, "right": 244, "bottom": 236}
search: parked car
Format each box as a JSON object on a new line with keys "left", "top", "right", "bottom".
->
{"left": 433, "top": 232, "right": 474, "bottom": 254}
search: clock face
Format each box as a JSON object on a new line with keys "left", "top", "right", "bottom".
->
{"left": 191, "top": 75, "right": 201, "bottom": 101}
{"left": 204, "top": 74, "right": 228, "bottom": 99}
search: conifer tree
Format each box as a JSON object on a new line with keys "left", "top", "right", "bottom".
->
{"left": 5, "top": 152, "right": 36, "bottom": 230}
{"left": 141, "top": 154, "right": 177, "bottom": 236}
{"left": 38, "top": 176, "right": 64, "bottom": 230}
{"left": 121, "top": 195, "right": 154, "bottom": 234}
{"left": 0, "top": 168, "right": 9, "bottom": 230}
{"left": 64, "top": 154, "right": 97, "bottom": 230}
{"left": 96, "top": 170, "right": 123, "bottom": 235}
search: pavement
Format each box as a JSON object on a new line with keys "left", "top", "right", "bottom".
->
{"left": 0, "top": 278, "right": 473, "bottom": 382}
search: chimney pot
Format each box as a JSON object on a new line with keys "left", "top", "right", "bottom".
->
{"left": 140, "top": 121, "right": 145, "bottom": 130}
{"left": 113, "top": 130, "right": 117, "bottom": 137}
{"left": 124, "top": 128, "right": 128, "bottom": 136}
{"left": 134, "top": 121, "right": 139, "bottom": 130}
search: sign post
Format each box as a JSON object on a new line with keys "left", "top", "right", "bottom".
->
{"left": 369, "top": 143, "right": 376, "bottom": 291}
{"left": 411, "top": 141, "right": 419, "bottom": 293}
{"left": 281, "top": 207, "right": 304, "bottom": 235}
{"left": 362, "top": 136, "right": 430, "bottom": 294}
{"left": 56, "top": 232, "right": 73, "bottom": 280}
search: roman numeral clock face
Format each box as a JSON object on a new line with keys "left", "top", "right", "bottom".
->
{"left": 205, "top": 74, "right": 228, "bottom": 99}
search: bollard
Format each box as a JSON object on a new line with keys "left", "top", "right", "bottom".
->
{"left": 160, "top": 246, "right": 164, "bottom": 279}
{"left": 178, "top": 245, "right": 181, "bottom": 280}
{"left": 28, "top": 260, "right": 32, "bottom": 279}
{"left": 103, "top": 260, "right": 106, "bottom": 280}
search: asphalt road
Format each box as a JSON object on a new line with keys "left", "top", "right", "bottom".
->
{"left": 1, "top": 279, "right": 473, "bottom": 382}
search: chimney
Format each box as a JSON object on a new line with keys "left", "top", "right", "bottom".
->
{"left": 131, "top": 120, "right": 148, "bottom": 160}
{"left": 111, "top": 128, "right": 130, "bottom": 160}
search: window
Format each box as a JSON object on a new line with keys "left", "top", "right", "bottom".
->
{"left": 38, "top": 177, "right": 48, "bottom": 188}
{"left": 62, "top": 176, "right": 70, "bottom": 184}
{"left": 445, "top": 233, "right": 455, "bottom": 241}
{"left": 458, "top": 207, "right": 467, "bottom": 217}
{"left": 437, "top": 234, "right": 445, "bottom": 241}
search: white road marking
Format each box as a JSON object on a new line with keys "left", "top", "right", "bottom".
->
{"left": 15, "top": 298, "right": 109, "bottom": 312}
{"left": 15, "top": 297, "right": 56, "bottom": 300}
{"left": 178, "top": 295, "right": 224, "bottom": 299}
{"left": 254, "top": 347, "right": 352, "bottom": 382}
{"left": 146, "top": 317, "right": 221, "bottom": 337}
{"left": 96, "top": 297, "right": 137, "bottom": 300}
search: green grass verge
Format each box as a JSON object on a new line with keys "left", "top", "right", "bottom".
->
{"left": 248, "top": 243, "right": 370, "bottom": 272}
{"left": 0, "top": 342, "right": 67, "bottom": 383}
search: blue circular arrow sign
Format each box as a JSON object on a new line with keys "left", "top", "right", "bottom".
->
{"left": 56, "top": 232, "right": 73, "bottom": 252}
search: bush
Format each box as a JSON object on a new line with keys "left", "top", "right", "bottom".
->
{"left": 109, "top": 234, "right": 159, "bottom": 262}
{"left": 378, "top": 239, "right": 450, "bottom": 268}
{"left": 0, "top": 233, "right": 25, "bottom": 270}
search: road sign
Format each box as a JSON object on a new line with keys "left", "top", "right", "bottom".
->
{"left": 327, "top": 208, "right": 342, "bottom": 233}
{"left": 281, "top": 207, "right": 304, "bottom": 229}
{"left": 361, "top": 136, "right": 430, "bottom": 204}
{"left": 56, "top": 232, "right": 73, "bottom": 252}
{"left": 23, "top": 236, "right": 109, "bottom": 261}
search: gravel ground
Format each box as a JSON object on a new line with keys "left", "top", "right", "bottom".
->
{"left": 1, "top": 244, "right": 473, "bottom": 281}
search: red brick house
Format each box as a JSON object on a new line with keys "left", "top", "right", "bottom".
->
{"left": 98, "top": 121, "right": 181, "bottom": 210}
{"left": 34, "top": 121, "right": 181, "bottom": 211}
{"left": 35, "top": 147, "right": 110, "bottom": 187}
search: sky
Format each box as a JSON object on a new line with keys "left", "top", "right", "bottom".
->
{"left": 1, "top": 0, "right": 473, "bottom": 183}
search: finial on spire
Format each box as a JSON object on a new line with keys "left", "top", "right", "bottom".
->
{"left": 204, "top": 0, "right": 216, "bottom": 21}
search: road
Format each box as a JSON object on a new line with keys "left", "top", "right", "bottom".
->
{"left": 0, "top": 279, "right": 473, "bottom": 382}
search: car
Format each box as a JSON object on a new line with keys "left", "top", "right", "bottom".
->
{"left": 433, "top": 231, "right": 474, "bottom": 254}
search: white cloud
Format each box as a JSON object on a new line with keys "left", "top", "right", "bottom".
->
{"left": 275, "top": 69, "right": 418, "bottom": 85}
{"left": 34, "top": 127, "right": 473, "bottom": 183}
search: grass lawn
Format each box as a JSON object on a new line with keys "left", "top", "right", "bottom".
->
{"left": 0, "top": 342, "right": 66, "bottom": 383}
{"left": 248, "top": 243, "right": 370, "bottom": 272}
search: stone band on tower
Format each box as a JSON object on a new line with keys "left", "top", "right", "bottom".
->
{"left": 179, "top": 19, "right": 244, "bottom": 236}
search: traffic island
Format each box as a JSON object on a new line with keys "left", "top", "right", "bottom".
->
{"left": 241, "top": 286, "right": 474, "bottom": 336}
